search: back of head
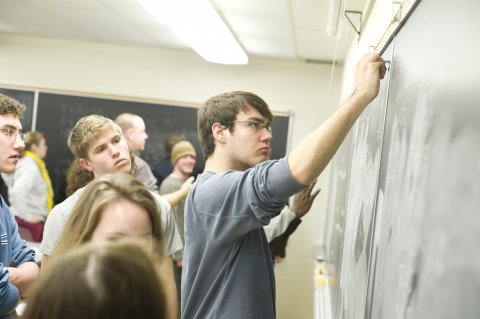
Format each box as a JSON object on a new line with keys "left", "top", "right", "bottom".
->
{"left": 23, "top": 131, "right": 45, "bottom": 152}
{"left": 0, "top": 94, "right": 26, "bottom": 117}
{"left": 68, "top": 115, "right": 122, "bottom": 159}
{"left": 52, "top": 173, "right": 163, "bottom": 260}
{"left": 198, "top": 91, "right": 273, "bottom": 159}
{"left": 163, "top": 132, "right": 186, "bottom": 154}
{"left": 114, "top": 113, "right": 142, "bottom": 132}
{"left": 23, "top": 238, "right": 167, "bottom": 319}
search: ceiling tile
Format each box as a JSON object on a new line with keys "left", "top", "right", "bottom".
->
{"left": 0, "top": 0, "right": 363, "bottom": 63}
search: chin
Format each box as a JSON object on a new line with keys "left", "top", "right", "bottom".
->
{"left": 0, "top": 165, "right": 15, "bottom": 174}
{"left": 253, "top": 156, "right": 268, "bottom": 166}
{"left": 120, "top": 167, "right": 132, "bottom": 174}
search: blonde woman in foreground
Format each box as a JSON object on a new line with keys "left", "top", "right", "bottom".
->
{"left": 23, "top": 238, "right": 168, "bottom": 319}
{"left": 44, "top": 173, "right": 175, "bottom": 318}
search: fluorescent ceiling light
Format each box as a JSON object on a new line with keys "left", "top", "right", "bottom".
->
{"left": 137, "top": 0, "right": 248, "bottom": 65}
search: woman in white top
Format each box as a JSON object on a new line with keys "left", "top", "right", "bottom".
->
{"left": 2, "top": 131, "right": 53, "bottom": 241}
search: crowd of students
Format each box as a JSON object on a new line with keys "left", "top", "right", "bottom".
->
{"left": 0, "top": 52, "right": 385, "bottom": 318}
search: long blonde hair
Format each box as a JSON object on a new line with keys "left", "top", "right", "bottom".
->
{"left": 51, "top": 173, "right": 163, "bottom": 260}
{"left": 24, "top": 238, "right": 167, "bottom": 319}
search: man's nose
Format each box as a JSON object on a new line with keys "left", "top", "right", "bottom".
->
{"left": 108, "top": 144, "right": 120, "bottom": 155}
{"left": 260, "top": 129, "right": 273, "bottom": 142}
{"left": 14, "top": 136, "right": 25, "bottom": 150}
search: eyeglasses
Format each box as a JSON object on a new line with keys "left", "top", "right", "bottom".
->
{"left": 226, "top": 120, "right": 272, "bottom": 133}
{"left": 0, "top": 128, "right": 25, "bottom": 141}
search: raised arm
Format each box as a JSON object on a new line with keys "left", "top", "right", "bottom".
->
{"left": 288, "top": 53, "right": 386, "bottom": 185}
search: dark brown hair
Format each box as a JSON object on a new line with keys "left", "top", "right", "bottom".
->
{"left": 198, "top": 91, "right": 273, "bottom": 159}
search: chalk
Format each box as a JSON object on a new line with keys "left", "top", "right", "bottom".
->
{"left": 384, "top": 60, "right": 391, "bottom": 71}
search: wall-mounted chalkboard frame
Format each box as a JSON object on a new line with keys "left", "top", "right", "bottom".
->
{"left": 25, "top": 91, "right": 289, "bottom": 199}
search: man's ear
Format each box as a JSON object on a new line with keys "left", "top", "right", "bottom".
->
{"left": 124, "top": 128, "right": 134, "bottom": 142}
{"left": 212, "top": 123, "right": 227, "bottom": 144}
{"left": 78, "top": 158, "right": 94, "bottom": 172}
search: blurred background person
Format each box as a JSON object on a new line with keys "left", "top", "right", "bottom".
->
{"left": 159, "top": 140, "right": 196, "bottom": 313}
{"left": 115, "top": 113, "right": 159, "bottom": 193}
{"left": 153, "top": 132, "right": 186, "bottom": 187}
{"left": 2, "top": 131, "right": 53, "bottom": 242}
{"left": 23, "top": 238, "right": 168, "bottom": 319}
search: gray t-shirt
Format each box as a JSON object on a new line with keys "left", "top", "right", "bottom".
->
{"left": 40, "top": 186, "right": 183, "bottom": 257}
{"left": 159, "top": 175, "right": 185, "bottom": 260}
{"left": 134, "top": 155, "right": 159, "bottom": 194}
{"left": 181, "top": 157, "right": 305, "bottom": 319}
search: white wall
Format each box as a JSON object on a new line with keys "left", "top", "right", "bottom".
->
{"left": 0, "top": 33, "right": 343, "bottom": 318}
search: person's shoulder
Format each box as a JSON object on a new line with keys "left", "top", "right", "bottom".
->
{"left": 22, "top": 155, "right": 36, "bottom": 163}
{"left": 13, "top": 156, "right": 34, "bottom": 170}
{"left": 196, "top": 170, "right": 242, "bottom": 186}
{"left": 161, "top": 175, "right": 182, "bottom": 185}
{"left": 0, "top": 196, "right": 9, "bottom": 215}
{"left": 51, "top": 187, "right": 86, "bottom": 215}
{"left": 150, "top": 191, "right": 171, "bottom": 211}
{"left": 135, "top": 156, "right": 148, "bottom": 166}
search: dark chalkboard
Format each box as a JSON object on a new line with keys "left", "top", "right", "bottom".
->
{"left": 0, "top": 88, "right": 34, "bottom": 132}
{"left": 368, "top": 1, "right": 480, "bottom": 318}
{"left": 34, "top": 92, "right": 290, "bottom": 196}
{"left": 324, "top": 0, "right": 480, "bottom": 318}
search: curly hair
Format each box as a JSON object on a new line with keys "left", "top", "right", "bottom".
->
{"left": 0, "top": 94, "right": 26, "bottom": 117}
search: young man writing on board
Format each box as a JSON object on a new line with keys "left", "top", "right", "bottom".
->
{"left": 181, "top": 53, "right": 386, "bottom": 318}
{"left": 40, "top": 115, "right": 182, "bottom": 319}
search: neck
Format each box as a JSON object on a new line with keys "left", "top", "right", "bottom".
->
{"left": 171, "top": 169, "right": 189, "bottom": 181}
{"left": 24, "top": 150, "right": 43, "bottom": 161}
{"left": 127, "top": 143, "right": 140, "bottom": 156}
{"left": 204, "top": 152, "right": 246, "bottom": 173}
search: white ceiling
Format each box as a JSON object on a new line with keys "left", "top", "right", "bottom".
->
{"left": 0, "top": 0, "right": 366, "bottom": 64}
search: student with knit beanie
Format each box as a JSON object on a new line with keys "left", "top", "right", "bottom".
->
{"left": 159, "top": 140, "right": 196, "bottom": 316}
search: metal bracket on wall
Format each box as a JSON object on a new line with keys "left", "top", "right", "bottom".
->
{"left": 392, "top": 1, "right": 403, "bottom": 22}
{"left": 344, "top": 10, "right": 363, "bottom": 36}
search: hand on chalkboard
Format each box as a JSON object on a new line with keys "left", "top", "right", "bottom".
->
{"left": 353, "top": 53, "right": 386, "bottom": 102}
{"left": 291, "top": 180, "right": 321, "bottom": 219}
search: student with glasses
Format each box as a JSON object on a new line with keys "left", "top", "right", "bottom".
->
{"left": 0, "top": 94, "right": 39, "bottom": 319}
{"left": 0, "top": 128, "right": 25, "bottom": 141}
{"left": 181, "top": 53, "right": 386, "bottom": 318}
